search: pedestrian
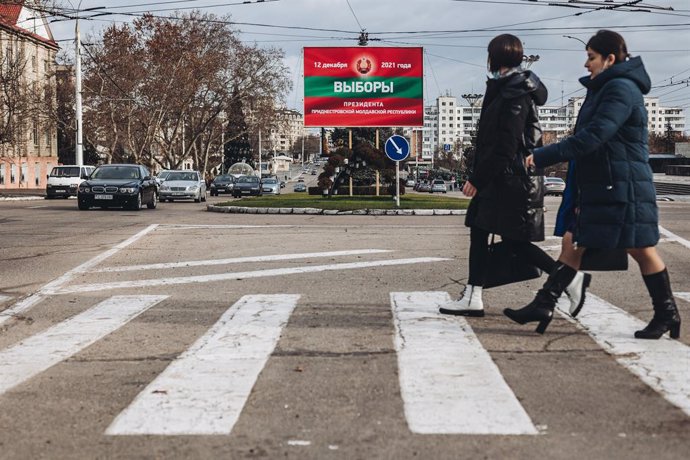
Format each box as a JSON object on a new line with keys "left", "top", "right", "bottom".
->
{"left": 504, "top": 30, "right": 681, "bottom": 339}
{"left": 440, "top": 34, "right": 589, "bottom": 317}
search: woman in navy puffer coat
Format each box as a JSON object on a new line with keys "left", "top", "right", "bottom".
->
{"left": 504, "top": 30, "right": 681, "bottom": 339}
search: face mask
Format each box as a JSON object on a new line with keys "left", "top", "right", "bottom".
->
{"left": 488, "top": 70, "right": 502, "bottom": 80}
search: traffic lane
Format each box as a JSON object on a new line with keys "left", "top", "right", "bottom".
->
{"left": 2, "top": 222, "right": 689, "bottom": 458}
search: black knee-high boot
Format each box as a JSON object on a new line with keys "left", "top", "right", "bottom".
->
{"left": 503, "top": 263, "right": 577, "bottom": 334}
{"left": 635, "top": 268, "right": 681, "bottom": 340}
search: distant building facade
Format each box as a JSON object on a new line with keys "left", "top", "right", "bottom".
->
{"left": 0, "top": 1, "right": 59, "bottom": 189}
{"left": 268, "top": 108, "right": 306, "bottom": 157}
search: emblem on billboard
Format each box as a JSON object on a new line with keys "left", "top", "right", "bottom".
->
{"left": 356, "top": 57, "right": 372, "bottom": 75}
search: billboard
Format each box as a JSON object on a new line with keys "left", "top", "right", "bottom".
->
{"left": 303, "top": 47, "right": 423, "bottom": 128}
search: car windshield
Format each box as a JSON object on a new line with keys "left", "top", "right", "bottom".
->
{"left": 263, "top": 179, "right": 277, "bottom": 184}
{"left": 167, "top": 172, "right": 197, "bottom": 181}
{"left": 238, "top": 176, "right": 258, "bottom": 183}
{"left": 214, "top": 175, "right": 233, "bottom": 183}
{"left": 157, "top": 171, "right": 171, "bottom": 179}
{"left": 50, "top": 167, "right": 80, "bottom": 177}
{"left": 91, "top": 166, "right": 140, "bottom": 180}
{"left": 546, "top": 178, "right": 564, "bottom": 183}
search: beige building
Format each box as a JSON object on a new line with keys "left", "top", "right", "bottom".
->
{"left": 268, "top": 109, "right": 305, "bottom": 157}
{"left": 0, "top": 1, "right": 59, "bottom": 189}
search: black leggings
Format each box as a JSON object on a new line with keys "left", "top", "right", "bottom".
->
{"left": 468, "top": 226, "right": 558, "bottom": 286}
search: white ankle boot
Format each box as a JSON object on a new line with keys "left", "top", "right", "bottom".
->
{"left": 564, "top": 271, "right": 592, "bottom": 317}
{"left": 439, "top": 285, "right": 485, "bottom": 317}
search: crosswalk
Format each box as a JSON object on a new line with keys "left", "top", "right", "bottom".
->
{"left": 0, "top": 291, "right": 688, "bottom": 437}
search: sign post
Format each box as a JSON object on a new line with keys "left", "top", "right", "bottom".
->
{"left": 385, "top": 135, "right": 410, "bottom": 208}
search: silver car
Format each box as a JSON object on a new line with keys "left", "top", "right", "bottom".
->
{"left": 261, "top": 178, "right": 281, "bottom": 195}
{"left": 544, "top": 177, "right": 566, "bottom": 196}
{"left": 430, "top": 179, "right": 447, "bottom": 193}
{"left": 159, "top": 170, "right": 207, "bottom": 202}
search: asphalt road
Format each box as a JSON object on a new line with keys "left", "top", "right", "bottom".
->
{"left": 0, "top": 194, "right": 689, "bottom": 459}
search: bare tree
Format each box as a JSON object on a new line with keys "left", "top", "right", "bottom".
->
{"left": 80, "top": 12, "right": 291, "bottom": 174}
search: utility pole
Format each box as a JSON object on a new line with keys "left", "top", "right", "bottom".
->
{"left": 258, "top": 129, "right": 262, "bottom": 178}
{"left": 75, "top": 17, "right": 83, "bottom": 166}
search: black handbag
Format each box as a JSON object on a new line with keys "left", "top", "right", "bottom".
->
{"left": 580, "top": 248, "right": 629, "bottom": 271}
{"left": 484, "top": 235, "right": 543, "bottom": 289}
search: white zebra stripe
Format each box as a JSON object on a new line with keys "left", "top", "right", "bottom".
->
{"left": 556, "top": 294, "right": 690, "bottom": 417}
{"left": 106, "top": 294, "right": 300, "bottom": 435}
{"left": 0, "top": 295, "right": 167, "bottom": 396}
{"left": 391, "top": 291, "right": 538, "bottom": 435}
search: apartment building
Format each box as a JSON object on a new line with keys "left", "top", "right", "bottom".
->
{"left": 568, "top": 96, "right": 686, "bottom": 135}
{"left": 0, "top": 1, "right": 59, "bottom": 189}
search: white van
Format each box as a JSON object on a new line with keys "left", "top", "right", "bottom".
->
{"left": 46, "top": 165, "right": 96, "bottom": 199}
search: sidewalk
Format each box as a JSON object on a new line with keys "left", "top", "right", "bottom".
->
{"left": 0, "top": 188, "right": 45, "bottom": 200}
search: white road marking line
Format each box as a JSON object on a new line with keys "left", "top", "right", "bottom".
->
{"left": 556, "top": 294, "right": 690, "bottom": 417}
{"left": 391, "top": 292, "right": 538, "bottom": 435}
{"left": 659, "top": 226, "right": 690, "bottom": 251}
{"left": 54, "top": 257, "right": 450, "bottom": 294}
{"left": 26, "top": 205, "right": 47, "bottom": 209}
{"left": 0, "top": 224, "right": 158, "bottom": 326}
{"left": 106, "top": 294, "right": 299, "bottom": 436}
{"left": 0, "top": 295, "right": 167, "bottom": 396}
{"left": 95, "top": 249, "right": 393, "bottom": 273}
{"left": 676, "top": 292, "right": 690, "bottom": 303}
{"left": 162, "top": 224, "right": 295, "bottom": 229}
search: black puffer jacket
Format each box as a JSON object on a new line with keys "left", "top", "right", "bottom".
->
{"left": 465, "top": 70, "right": 548, "bottom": 242}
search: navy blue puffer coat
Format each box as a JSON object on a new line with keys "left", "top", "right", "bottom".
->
{"left": 533, "top": 57, "right": 659, "bottom": 249}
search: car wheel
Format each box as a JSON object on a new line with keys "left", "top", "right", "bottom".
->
{"left": 78, "top": 201, "right": 89, "bottom": 210}
{"left": 147, "top": 191, "right": 157, "bottom": 209}
{"left": 130, "top": 193, "right": 142, "bottom": 210}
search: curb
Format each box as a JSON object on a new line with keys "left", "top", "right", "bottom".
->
{"left": 206, "top": 204, "right": 466, "bottom": 216}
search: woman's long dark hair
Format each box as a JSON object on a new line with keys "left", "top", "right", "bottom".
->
{"left": 586, "top": 30, "right": 629, "bottom": 64}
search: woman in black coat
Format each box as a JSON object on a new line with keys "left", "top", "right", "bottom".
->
{"left": 505, "top": 30, "right": 681, "bottom": 339}
{"left": 440, "top": 34, "right": 590, "bottom": 317}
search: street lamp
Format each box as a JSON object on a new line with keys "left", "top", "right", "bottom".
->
{"left": 462, "top": 93, "right": 482, "bottom": 146}
{"left": 563, "top": 35, "right": 587, "bottom": 47}
{"left": 522, "top": 55, "right": 540, "bottom": 69}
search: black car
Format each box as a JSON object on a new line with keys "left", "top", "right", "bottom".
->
{"left": 77, "top": 164, "right": 158, "bottom": 210}
{"left": 209, "top": 174, "right": 235, "bottom": 196}
{"left": 232, "top": 175, "right": 262, "bottom": 198}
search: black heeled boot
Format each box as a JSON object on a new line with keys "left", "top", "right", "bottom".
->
{"left": 503, "top": 263, "right": 577, "bottom": 334}
{"left": 635, "top": 269, "right": 681, "bottom": 340}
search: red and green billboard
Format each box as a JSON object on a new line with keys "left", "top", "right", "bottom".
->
{"left": 304, "top": 47, "right": 423, "bottom": 127}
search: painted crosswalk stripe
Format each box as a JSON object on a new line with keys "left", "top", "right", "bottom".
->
{"left": 391, "top": 292, "right": 538, "bottom": 435}
{"left": 0, "top": 224, "right": 158, "bottom": 326}
{"left": 106, "top": 294, "right": 300, "bottom": 436}
{"left": 556, "top": 294, "right": 690, "bottom": 417}
{"left": 675, "top": 292, "right": 690, "bottom": 304}
{"left": 54, "top": 257, "right": 448, "bottom": 294}
{"left": 95, "top": 249, "right": 393, "bottom": 273}
{"left": 0, "top": 295, "right": 168, "bottom": 396}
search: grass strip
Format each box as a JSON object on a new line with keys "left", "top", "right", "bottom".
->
{"left": 216, "top": 193, "right": 469, "bottom": 211}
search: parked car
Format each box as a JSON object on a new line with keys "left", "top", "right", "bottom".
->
{"left": 293, "top": 182, "right": 307, "bottom": 192}
{"left": 418, "top": 182, "right": 431, "bottom": 192}
{"left": 77, "top": 164, "right": 157, "bottom": 211}
{"left": 431, "top": 179, "right": 447, "bottom": 193}
{"left": 311, "top": 170, "right": 317, "bottom": 175}
{"left": 232, "top": 175, "right": 262, "bottom": 197}
{"left": 405, "top": 179, "right": 416, "bottom": 187}
{"left": 158, "top": 170, "right": 207, "bottom": 202}
{"left": 155, "top": 170, "right": 173, "bottom": 186}
{"left": 46, "top": 165, "right": 95, "bottom": 199}
{"left": 544, "top": 176, "right": 566, "bottom": 196}
{"left": 209, "top": 174, "right": 235, "bottom": 196}
{"left": 262, "top": 178, "right": 281, "bottom": 195}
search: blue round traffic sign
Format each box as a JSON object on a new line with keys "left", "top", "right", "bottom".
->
{"left": 385, "top": 135, "right": 410, "bottom": 162}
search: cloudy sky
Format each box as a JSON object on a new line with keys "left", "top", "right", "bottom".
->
{"left": 46, "top": 0, "right": 690, "bottom": 112}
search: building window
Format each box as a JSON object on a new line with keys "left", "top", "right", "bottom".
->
{"left": 45, "top": 129, "right": 51, "bottom": 149}
{"left": 32, "top": 55, "right": 37, "bottom": 71}
{"left": 11, "top": 164, "right": 16, "bottom": 183}
{"left": 0, "top": 166, "right": 4, "bottom": 185}
{"left": 33, "top": 121, "right": 39, "bottom": 146}
{"left": 35, "top": 163, "right": 41, "bottom": 186}
{"left": 21, "top": 163, "right": 27, "bottom": 183}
